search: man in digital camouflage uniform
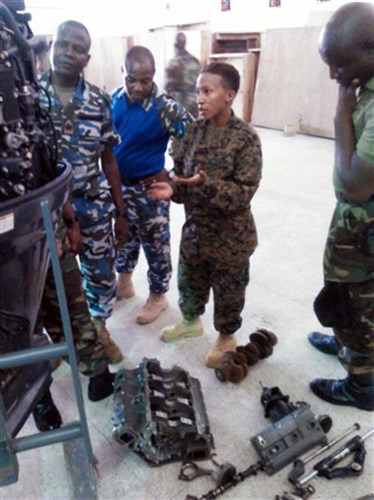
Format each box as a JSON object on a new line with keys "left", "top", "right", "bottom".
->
{"left": 308, "top": 2, "right": 374, "bottom": 411}
{"left": 165, "top": 32, "right": 201, "bottom": 117}
{"left": 147, "top": 62, "right": 262, "bottom": 368}
{"left": 112, "top": 46, "right": 193, "bottom": 324}
{"left": 39, "top": 20, "right": 127, "bottom": 363}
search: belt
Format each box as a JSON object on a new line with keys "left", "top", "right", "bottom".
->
{"left": 122, "top": 169, "right": 169, "bottom": 186}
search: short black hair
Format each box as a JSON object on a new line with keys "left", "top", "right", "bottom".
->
{"left": 125, "top": 46, "right": 155, "bottom": 72}
{"left": 175, "top": 32, "right": 187, "bottom": 49}
{"left": 200, "top": 62, "right": 240, "bottom": 93}
{"left": 56, "top": 20, "right": 91, "bottom": 50}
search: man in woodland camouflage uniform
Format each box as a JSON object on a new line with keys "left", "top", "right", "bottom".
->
{"left": 165, "top": 32, "right": 201, "bottom": 117}
{"left": 39, "top": 20, "right": 127, "bottom": 363}
{"left": 308, "top": 2, "right": 374, "bottom": 411}
{"left": 32, "top": 205, "right": 116, "bottom": 431}
{"left": 112, "top": 46, "right": 193, "bottom": 324}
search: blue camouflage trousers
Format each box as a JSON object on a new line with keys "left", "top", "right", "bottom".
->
{"left": 72, "top": 194, "right": 116, "bottom": 321}
{"left": 116, "top": 184, "right": 171, "bottom": 294}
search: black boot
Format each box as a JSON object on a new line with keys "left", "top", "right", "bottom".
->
{"left": 308, "top": 331, "right": 341, "bottom": 355}
{"left": 32, "top": 388, "right": 63, "bottom": 431}
{"left": 310, "top": 373, "right": 374, "bottom": 411}
{"left": 88, "top": 368, "right": 115, "bottom": 402}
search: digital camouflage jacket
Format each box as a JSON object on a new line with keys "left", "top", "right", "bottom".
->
{"left": 170, "top": 113, "right": 262, "bottom": 265}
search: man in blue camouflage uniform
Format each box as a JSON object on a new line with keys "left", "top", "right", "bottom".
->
{"left": 165, "top": 32, "right": 201, "bottom": 117}
{"left": 147, "top": 62, "right": 262, "bottom": 368}
{"left": 112, "top": 46, "right": 193, "bottom": 324}
{"left": 308, "top": 2, "right": 374, "bottom": 411}
{"left": 39, "top": 20, "right": 127, "bottom": 363}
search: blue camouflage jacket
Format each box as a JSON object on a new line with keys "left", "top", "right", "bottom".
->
{"left": 39, "top": 70, "right": 120, "bottom": 199}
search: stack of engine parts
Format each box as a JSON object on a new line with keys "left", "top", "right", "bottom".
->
{"left": 112, "top": 358, "right": 214, "bottom": 465}
{"left": 215, "top": 328, "right": 278, "bottom": 383}
{"left": 183, "top": 385, "right": 333, "bottom": 500}
{"left": 250, "top": 385, "right": 332, "bottom": 474}
{"left": 183, "top": 385, "right": 373, "bottom": 500}
{"left": 111, "top": 358, "right": 373, "bottom": 500}
{"left": 279, "top": 425, "right": 374, "bottom": 500}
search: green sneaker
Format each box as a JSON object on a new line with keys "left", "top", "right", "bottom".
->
{"left": 160, "top": 317, "right": 203, "bottom": 342}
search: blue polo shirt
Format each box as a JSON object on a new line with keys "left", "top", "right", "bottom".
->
{"left": 111, "top": 83, "right": 193, "bottom": 180}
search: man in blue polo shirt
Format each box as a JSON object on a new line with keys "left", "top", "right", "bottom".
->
{"left": 112, "top": 46, "right": 193, "bottom": 324}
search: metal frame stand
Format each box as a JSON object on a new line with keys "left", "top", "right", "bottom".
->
{"left": 0, "top": 199, "right": 97, "bottom": 498}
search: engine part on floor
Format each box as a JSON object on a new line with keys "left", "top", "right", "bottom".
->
{"left": 112, "top": 358, "right": 214, "bottom": 465}
{"left": 288, "top": 422, "right": 360, "bottom": 485}
{"left": 276, "top": 484, "right": 315, "bottom": 500}
{"left": 185, "top": 462, "right": 265, "bottom": 500}
{"left": 296, "top": 427, "right": 373, "bottom": 486}
{"left": 250, "top": 386, "right": 332, "bottom": 475}
{"left": 278, "top": 427, "right": 373, "bottom": 500}
{"left": 184, "top": 386, "right": 331, "bottom": 500}
{"left": 215, "top": 328, "right": 278, "bottom": 383}
{"left": 180, "top": 457, "right": 237, "bottom": 488}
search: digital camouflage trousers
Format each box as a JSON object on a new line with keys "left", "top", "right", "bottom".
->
{"left": 178, "top": 252, "right": 250, "bottom": 336}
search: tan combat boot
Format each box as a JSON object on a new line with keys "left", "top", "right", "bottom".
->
{"left": 116, "top": 272, "right": 135, "bottom": 299}
{"left": 160, "top": 317, "right": 203, "bottom": 342}
{"left": 136, "top": 292, "right": 168, "bottom": 324}
{"left": 205, "top": 334, "right": 237, "bottom": 368}
{"left": 93, "top": 318, "right": 124, "bottom": 364}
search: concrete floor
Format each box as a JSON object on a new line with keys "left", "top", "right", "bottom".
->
{"left": 2, "top": 128, "right": 373, "bottom": 499}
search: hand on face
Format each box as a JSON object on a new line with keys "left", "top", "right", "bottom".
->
{"left": 336, "top": 80, "right": 359, "bottom": 117}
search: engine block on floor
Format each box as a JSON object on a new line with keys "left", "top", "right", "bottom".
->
{"left": 112, "top": 358, "right": 214, "bottom": 465}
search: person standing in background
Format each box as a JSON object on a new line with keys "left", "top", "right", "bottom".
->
{"left": 165, "top": 32, "right": 201, "bottom": 117}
